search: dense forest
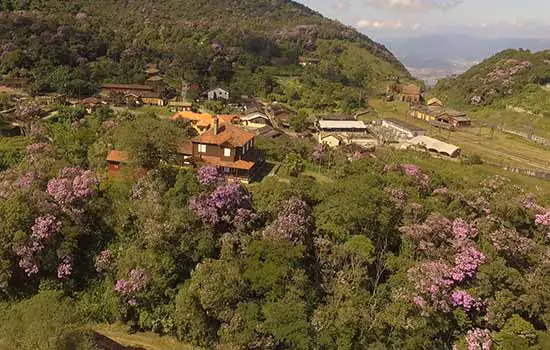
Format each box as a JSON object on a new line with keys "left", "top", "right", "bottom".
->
{"left": 1, "top": 105, "right": 550, "bottom": 349}
{"left": 0, "top": 0, "right": 410, "bottom": 111}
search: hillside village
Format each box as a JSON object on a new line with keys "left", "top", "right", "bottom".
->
{"left": 3, "top": 68, "right": 550, "bottom": 183}
{"left": 3, "top": 1, "right": 550, "bottom": 349}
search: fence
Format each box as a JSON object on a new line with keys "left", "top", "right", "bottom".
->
{"left": 497, "top": 127, "right": 550, "bottom": 147}
{"left": 484, "top": 160, "right": 550, "bottom": 180}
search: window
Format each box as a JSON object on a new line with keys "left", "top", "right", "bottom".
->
{"left": 224, "top": 167, "right": 230, "bottom": 173}
{"left": 198, "top": 144, "right": 207, "bottom": 153}
{"left": 224, "top": 147, "right": 231, "bottom": 157}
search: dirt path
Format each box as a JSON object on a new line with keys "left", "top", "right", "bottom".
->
{"left": 91, "top": 324, "right": 197, "bottom": 350}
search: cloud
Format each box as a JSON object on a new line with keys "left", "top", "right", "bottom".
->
{"left": 332, "top": 0, "right": 351, "bottom": 11}
{"left": 356, "top": 19, "right": 404, "bottom": 29}
{"left": 363, "top": 0, "right": 463, "bottom": 12}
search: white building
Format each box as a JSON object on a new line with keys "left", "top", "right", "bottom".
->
{"left": 207, "top": 88, "right": 229, "bottom": 101}
{"left": 317, "top": 120, "right": 368, "bottom": 133}
{"left": 381, "top": 118, "right": 427, "bottom": 139}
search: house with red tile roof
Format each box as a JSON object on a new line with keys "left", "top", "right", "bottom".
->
{"left": 106, "top": 150, "right": 129, "bottom": 176}
{"left": 177, "top": 117, "right": 263, "bottom": 182}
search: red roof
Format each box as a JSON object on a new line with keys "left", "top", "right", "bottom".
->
{"left": 194, "top": 123, "right": 255, "bottom": 147}
{"left": 199, "top": 156, "right": 255, "bottom": 170}
{"left": 101, "top": 84, "right": 153, "bottom": 91}
{"left": 106, "top": 150, "right": 129, "bottom": 163}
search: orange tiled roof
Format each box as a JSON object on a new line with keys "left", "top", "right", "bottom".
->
{"left": 195, "top": 123, "right": 255, "bottom": 147}
{"left": 171, "top": 112, "right": 240, "bottom": 128}
{"left": 106, "top": 150, "right": 129, "bottom": 163}
{"left": 218, "top": 114, "right": 241, "bottom": 124}
{"left": 171, "top": 111, "right": 214, "bottom": 123}
{"left": 101, "top": 83, "right": 153, "bottom": 91}
{"left": 199, "top": 156, "right": 255, "bottom": 170}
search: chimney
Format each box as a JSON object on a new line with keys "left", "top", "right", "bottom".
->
{"left": 213, "top": 116, "right": 219, "bottom": 135}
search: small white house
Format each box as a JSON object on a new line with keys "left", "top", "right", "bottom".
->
{"left": 318, "top": 133, "right": 343, "bottom": 148}
{"left": 207, "top": 88, "right": 229, "bottom": 101}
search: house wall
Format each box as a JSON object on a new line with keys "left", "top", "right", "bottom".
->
{"left": 108, "top": 161, "right": 121, "bottom": 172}
{"left": 193, "top": 142, "right": 247, "bottom": 162}
{"left": 319, "top": 135, "right": 341, "bottom": 147}
{"left": 142, "top": 97, "right": 165, "bottom": 106}
{"left": 208, "top": 89, "right": 229, "bottom": 100}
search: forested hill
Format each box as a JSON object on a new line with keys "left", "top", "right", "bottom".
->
{"left": 432, "top": 49, "right": 550, "bottom": 116}
{"left": 0, "top": 0, "right": 410, "bottom": 109}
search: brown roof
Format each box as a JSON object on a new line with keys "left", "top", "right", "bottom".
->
{"left": 81, "top": 97, "right": 103, "bottom": 105}
{"left": 106, "top": 150, "right": 129, "bottom": 163}
{"left": 145, "top": 67, "right": 160, "bottom": 74}
{"left": 146, "top": 75, "right": 163, "bottom": 82}
{"left": 177, "top": 141, "right": 193, "bottom": 155}
{"left": 401, "top": 84, "right": 421, "bottom": 95}
{"left": 139, "top": 91, "right": 165, "bottom": 99}
{"left": 199, "top": 156, "right": 255, "bottom": 170}
{"left": 195, "top": 123, "right": 255, "bottom": 147}
{"left": 101, "top": 84, "right": 153, "bottom": 91}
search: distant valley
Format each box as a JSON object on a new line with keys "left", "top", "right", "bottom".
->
{"left": 379, "top": 34, "right": 550, "bottom": 85}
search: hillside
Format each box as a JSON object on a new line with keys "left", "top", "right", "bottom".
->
{"left": 0, "top": 0, "right": 411, "bottom": 111}
{"left": 432, "top": 49, "right": 550, "bottom": 115}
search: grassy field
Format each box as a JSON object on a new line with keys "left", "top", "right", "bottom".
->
{"left": 368, "top": 99, "right": 550, "bottom": 173}
{"left": 92, "top": 324, "right": 198, "bottom": 350}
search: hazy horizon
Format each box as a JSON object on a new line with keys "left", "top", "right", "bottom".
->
{"left": 298, "top": 0, "right": 550, "bottom": 39}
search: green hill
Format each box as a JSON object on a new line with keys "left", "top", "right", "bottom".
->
{"left": 432, "top": 49, "right": 550, "bottom": 116}
{"left": 0, "top": 0, "right": 411, "bottom": 111}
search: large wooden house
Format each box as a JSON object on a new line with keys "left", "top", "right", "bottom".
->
{"left": 100, "top": 84, "right": 166, "bottom": 106}
{"left": 177, "top": 117, "right": 263, "bottom": 182}
{"left": 387, "top": 83, "right": 422, "bottom": 104}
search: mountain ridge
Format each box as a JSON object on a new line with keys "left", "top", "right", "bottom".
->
{"left": 431, "top": 48, "right": 550, "bottom": 116}
{"left": 0, "top": 0, "right": 411, "bottom": 110}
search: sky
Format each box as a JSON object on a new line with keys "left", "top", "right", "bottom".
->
{"left": 297, "top": 0, "right": 550, "bottom": 39}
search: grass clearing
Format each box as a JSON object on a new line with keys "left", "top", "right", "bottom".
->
{"left": 370, "top": 99, "right": 550, "bottom": 172}
{"left": 91, "top": 323, "right": 198, "bottom": 350}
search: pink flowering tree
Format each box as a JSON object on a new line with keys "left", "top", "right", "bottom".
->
{"left": 404, "top": 213, "right": 487, "bottom": 313}
{"left": 47, "top": 166, "right": 99, "bottom": 211}
{"left": 189, "top": 183, "right": 254, "bottom": 228}
{"left": 384, "top": 163, "right": 430, "bottom": 192}
{"left": 263, "top": 198, "right": 313, "bottom": 244}
{"left": 14, "top": 215, "right": 62, "bottom": 276}
{"left": 464, "top": 328, "right": 492, "bottom": 350}
{"left": 94, "top": 250, "right": 114, "bottom": 273}
{"left": 114, "top": 268, "right": 150, "bottom": 306}
{"left": 197, "top": 165, "right": 223, "bottom": 186}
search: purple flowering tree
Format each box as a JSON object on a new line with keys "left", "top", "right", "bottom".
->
{"left": 465, "top": 329, "right": 492, "bottom": 350}
{"left": 384, "top": 163, "right": 430, "bottom": 191}
{"left": 14, "top": 215, "right": 62, "bottom": 276}
{"left": 94, "top": 250, "right": 113, "bottom": 273}
{"left": 263, "top": 198, "right": 313, "bottom": 244}
{"left": 404, "top": 213, "right": 487, "bottom": 313}
{"left": 197, "top": 165, "right": 223, "bottom": 186}
{"left": 114, "top": 268, "right": 150, "bottom": 305}
{"left": 189, "top": 183, "right": 253, "bottom": 227}
{"left": 57, "top": 256, "right": 73, "bottom": 279}
{"left": 47, "top": 167, "right": 98, "bottom": 210}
